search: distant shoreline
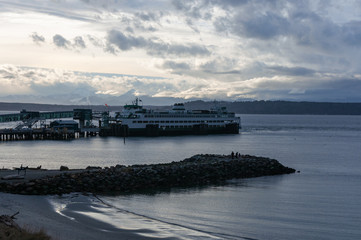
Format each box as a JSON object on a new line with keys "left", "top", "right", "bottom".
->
{"left": 0, "top": 100, "right": 360, "bottom": 115}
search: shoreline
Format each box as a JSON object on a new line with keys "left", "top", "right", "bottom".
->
{"left": 0, "top": 192, "right": 161, "bottom": 240}
{"left": 0, "top": 154, "right": 295, "bottom": 240}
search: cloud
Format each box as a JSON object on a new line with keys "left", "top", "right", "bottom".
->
{"left": 87, "top": 35, "right": 102, "bottom": 47}
{"left": 3, "top": 0, "right": 361, "bottom": 104}
{"left": 162, "top": 61, "right": 191, "bottom": 70}
{"left": 73, "top": 36, "right": 86, "bottom": 49}
{"left": 342, "top": 21, "right": 361, "bottom": 46}
{"left": 106, "top": 30, "right": 210, "bottom": 57}
{"left": 53, "top": 34, "right": 71, "bottom": 48}
{"left": 1, "top": 65, "right": 361, "bottom": 104}
{"left": 53, "top": 34, "right": 88, "bottom": 49}
{"left": 0, "top": 0, "right": 98, "bottom": 22}
{"left": 239, "top": 12, "right": 290, "bottom": 40}
{"left": 30, "top": 32, "right": 45, "bottom": 44}
{"left": 172, "top": 0, "right": 212, "bottom": 19}
{"left": 267, "top": 66, "right": 316, "bottom": 77}
{"left": 134, "top": 11, "right": 158, "bottom": 22}
{"left": 107, "top": 30, "right": 146, "bottom": 51}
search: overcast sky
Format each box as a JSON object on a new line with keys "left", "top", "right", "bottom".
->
{"left": 1, "top": 0, "right": 361, "bottom": 105}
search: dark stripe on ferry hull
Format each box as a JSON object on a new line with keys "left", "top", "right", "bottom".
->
{"left": 100, "top": 123, "right": 239, "bottom": 137}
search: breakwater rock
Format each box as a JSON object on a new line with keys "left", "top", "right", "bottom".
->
{"left": 0, "top": 154, "right": 295, "bottom": 195}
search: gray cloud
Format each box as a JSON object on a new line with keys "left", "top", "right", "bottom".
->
{"left": 104, "top": 43, "right": 118, "bottom": 55}
{"left": 73, "top": 36, "right": 86, "bottom": 48}
{"left": 162, "top": 61, "right": 191, "bottom": 70}
{"left": 216, "top": 0, "right": 249, "bottom": 8}
{"left": 52, "top": 35, "right": 87, "bottom": 50}
{"left": 87, "top": 35, "right": 103, "bottom": 47}
{"left": 267, "top": 66, "right": 316, "bottom": 77}
{"left": 53, "top": 34, "right": 71, "bottom": 48}
{"left": 172, "top": 0, "right": 213, "bottom": 19}
{"left": 248, "top": 78, "right": 361, "bottom": 102}
{"left": 106, "top": 30, "right": 210, "bottom": 57}
{"left": 107, "top": 30, "right": 146, "bottom": 51}
{"left": 0, "top": 0, "right": 97, "bottom": 22}
{"left": 199, "top": 58, "right": 242, "bottom": 75}
{"left": 342, "top": 21, "right": 361, "bottom": 46}
{"left": 135, "top": 11, "right": 158, "bottom": 22}
{"left": 30, "top": 32, "right": 45, "bottom": 44}
{"left": 146, "top": 41, "right": 210, "bottom": 57}
{"left": 240, "top": 13, "right": 290, "bottom": 40}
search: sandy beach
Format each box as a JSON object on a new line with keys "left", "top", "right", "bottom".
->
{"left": 0, "top": 170, "right": 158, "bottom": 240}
{"left": 0, "top": 191, "right": 167, "bottom": 240}
{"left": 0, "top": 167, "right": 223, "bottom": 240}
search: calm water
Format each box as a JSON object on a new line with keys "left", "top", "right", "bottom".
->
{"left": 1, "top": 114, "right": 361, "bottom": 239}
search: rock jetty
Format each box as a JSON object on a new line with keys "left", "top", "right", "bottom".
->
{"left": 0, "top": 154, "right": 295, "bottom": 195}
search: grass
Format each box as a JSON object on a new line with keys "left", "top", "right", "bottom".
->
{"left": 0, "top": 223, "right": 52, "bottom": 240}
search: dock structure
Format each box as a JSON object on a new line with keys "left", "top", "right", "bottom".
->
{"left": 0, "top": 109, "right": 100, "bottom": 141}
{"left": 0, "top": 110, "right": 74, "bottom": 123}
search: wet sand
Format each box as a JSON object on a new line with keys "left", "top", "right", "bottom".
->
{"left": 1, "top": 169, "right": 157, "bottom": 239}
{"left": 0, "top": 192, "right": 160, "bottom": 240}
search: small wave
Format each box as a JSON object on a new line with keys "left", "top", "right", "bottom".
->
{"left": 49, "top": 192, "right": 256, "bottom": 240}
{"left": 94, "top": 194, "right": 257, "bottom": 240}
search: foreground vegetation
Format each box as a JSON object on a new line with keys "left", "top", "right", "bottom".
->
{"left": 0, "top": 213, "right": 51, "bottom": 240}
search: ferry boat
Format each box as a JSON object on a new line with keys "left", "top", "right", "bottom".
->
{"left": 100, "top": 98, "right": 241, "bottom": 137}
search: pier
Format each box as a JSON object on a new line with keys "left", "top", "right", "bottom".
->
{"left": 0, "top": 109, "right": 100, "bottom": 141}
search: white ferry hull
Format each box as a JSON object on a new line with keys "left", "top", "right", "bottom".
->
{"left": 99, "top": 99, "right": 241, "bottom": 137}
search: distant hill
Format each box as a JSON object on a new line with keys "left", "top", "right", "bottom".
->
{"left": 1, "top": 101, "right": 361, "bottom": 115}
{"left": 184, "top": 100, "right": 361, "bottom": 115}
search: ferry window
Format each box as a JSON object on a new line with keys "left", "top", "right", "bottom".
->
{"left": 175, "top": 121, "right": 178, "bottom": 123}
{"left": 137, "top": 121, "right": 142, "bottom": 123}
{"left": 160, "top": 121, "right": 164, "bottom": 123}
{"left": 155, "top": 121, "right": 159, "bottom": 123}
{"left": 179, "top": 121, "right": 183, "bottom": 123}
{"left": 166, "top": 121, "right": 169, "bottom": 123}
{"left": 143, "top": 121, "right": 148, "bottom": 123}
{"left": 132, "top": 121, "right": 136, "bottom": 123}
